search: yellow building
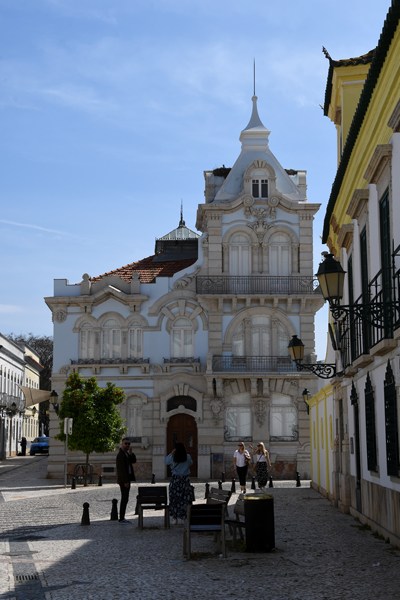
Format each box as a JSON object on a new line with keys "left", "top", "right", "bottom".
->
{"left": 318, "top": 1, "right": 400, "bottom": 546}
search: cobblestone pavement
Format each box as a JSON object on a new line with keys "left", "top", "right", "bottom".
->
{"left": 0, "top": 456, "right": 399, "bottom": 600}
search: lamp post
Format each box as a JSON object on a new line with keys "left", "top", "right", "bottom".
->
{"left": 288, "top": 335, "right": 337, "bottom": 379}
{"left": 49, "top": 390, "right": 59, "bottom": 414}
{"left": 315, "top": 251, "right": 399, "bottom": 324}
{"left": 302, "top": 388, "right": 311, "bottom": 415}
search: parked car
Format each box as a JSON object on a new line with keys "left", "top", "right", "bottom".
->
{"left": 29, "top": 436, "right": 49, "bottom": 455}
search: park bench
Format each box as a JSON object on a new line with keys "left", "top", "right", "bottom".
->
{"left": 206, "top": 487, "right": 231, "bottom": 517}
{"left": 136, "top": 486, "right": 170, "bottom": 529}
{"left": 183, "top": 503, "right": 227, "bottom": 559}
{"left": 225, "top": 494, "right": 245, "bottom": 542}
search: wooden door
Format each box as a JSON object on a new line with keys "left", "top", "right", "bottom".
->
{"left": 166, "top": 414, "right": 198, "bottom": 477}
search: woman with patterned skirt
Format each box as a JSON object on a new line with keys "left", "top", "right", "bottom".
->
{"left": 165, "top": 442, "right": 193, "bottom": 521}
{"left": 252, "top": 442, "right": 272, "bottom": 489}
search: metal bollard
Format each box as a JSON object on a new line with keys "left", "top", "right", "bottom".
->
{"left": 151, "top": 473, "right": 156, "bottom": 484}
{"left": 204, "top": 482, "right": 210, "bottom": 499}
{"left": 269, "top": 476, "right": 273, "bottom": 488}
{"left": 221, "top": 471, "right": 225, "bottom": 483}
{"left": 296, "top": 472, "right": 301, "bottom": 487}
{"left": 218, "top": 480, "right": 222, "bottom": 489}
{"left": 98, "top": 475, "right": 103, "bottom": 487}
{"left": 81, "top": 502, "right": 90, "bottom": 526}
{"left": 110, "top": 498, "right": 118, "bottom": 521}
{"left": 231, "top": 478, "right": 236, "bottom": 494}
{"left": 251, "top": 476, "right": 256, "bottom": 490}
{"left": 71, "top": 477, "right": 76, "bottom": 490}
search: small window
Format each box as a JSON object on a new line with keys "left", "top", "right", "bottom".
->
{"left": 252, "top": 178, "right": 268, "bottom": 199}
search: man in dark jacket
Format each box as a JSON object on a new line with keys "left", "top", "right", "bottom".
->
{"left": 116, "top": 437, "right": 136, "bottom": 523}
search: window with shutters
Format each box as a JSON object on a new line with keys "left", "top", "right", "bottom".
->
{"left": 102, "top": 318, "right": 121, "bottom": 359}
{"left": 384, "top": 360, "right": 400, "bottom": 477}
{"left": 364, "top": 373, "right": 378, "bottom": 472}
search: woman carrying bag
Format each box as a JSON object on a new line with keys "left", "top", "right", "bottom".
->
{"left": 233, "top": 441, "right": 251, "bottom": 494}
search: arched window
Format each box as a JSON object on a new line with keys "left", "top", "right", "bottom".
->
{"left": 80, "top": 323, "right": 95, "bottom": 359}
{"left": 102, "top": 318, "right": 121, "bottom": 359}
{"left": 269, "top": 232, "right": 291, "bottom": 275}
{"left": 229, "top": 233, "right": 251, "bottom": 275}
{"left": 122, "top": 396, "right": 143, "bottom": 441}
{"left": 129, "top": 324, "right": 143, "bottom": 359}
{"left": 171, "top": 317, "right": 193, "bottom": 358}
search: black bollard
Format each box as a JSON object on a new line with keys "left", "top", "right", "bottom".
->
{"left": 98, "top": 475, "right": 103, "bottom": 487}
{"left": 296, "top": 471, "right": 301, "bottom": 487}
{"left": 221, "top": 471, "right": 225, "bottom": 483}
{"left": 251, "top": 476, "right": 256, "bottom": 490}
{"left": 110, "top": 498, "right": 118, "bottom": 521}
{"left": 269, "top": 476, "right": 274, "bottom": 488}
{"left": 204, "top": 482, "right": 210, "bottom": 499}
{"left": 231, "top": 478, "right": 236, "bottom": 494}
{"left": 151, "top": 473, "right": 156, "bottom": 484}
{"left": 81, "top": 502, "right": 90, "bottom": 526}
{"left": 218, "top": 480, "right": 222, "bottom": 489}
{"left": 71, "top": 477, "right": 76, "bottom": 490}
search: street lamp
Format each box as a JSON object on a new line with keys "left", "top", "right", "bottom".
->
{"left": 288, "top": 335, "right": 337, "bottom": 379}
{"left": 49, "top": 390, "right": 59, "bottom": 414}
{"left": 315, "top": 251, "right": 398, "bottom": 323}
{"left": 302, "top": 388, "right": 311, "bottom": 415}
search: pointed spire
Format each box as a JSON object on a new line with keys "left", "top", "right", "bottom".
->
{"left": 243, "top": 94, "right": 267, "bottom": 131}
{"left": 179, "top": 200, "right": 185, "bottom": 227}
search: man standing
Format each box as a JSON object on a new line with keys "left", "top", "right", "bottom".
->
{"left": 116, "top": 437, "right": 136, "bottom": 523}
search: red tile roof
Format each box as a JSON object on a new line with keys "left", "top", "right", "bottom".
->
{"left": 91, "top": 255, "right": 197, "bottom": 284}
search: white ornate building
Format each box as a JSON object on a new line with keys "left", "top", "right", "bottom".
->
{"left": 46, "top": 94, "right": 323, "bottom": 481}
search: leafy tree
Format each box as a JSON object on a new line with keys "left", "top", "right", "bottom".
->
{"left": 56, "top": 372, "right": 126, "bottom": 485}
{"left": 8, "top": 333, "right": 53, "bottom": 390}
{"left": 8, "top": 333, "right": 53, "bottom": 435}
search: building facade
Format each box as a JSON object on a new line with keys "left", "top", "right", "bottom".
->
{"left": 0, "top": 335, "right": 41, "bottom": 458}
{"left": 46, "top": 94, "right": 323, "bottom": 481}
{"left": 314, "top": 1, "right": 400, "bottom": 546}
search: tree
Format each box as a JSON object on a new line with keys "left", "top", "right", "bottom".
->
{"left": 56, "top": 372, "right": 126, "bottom": 485}
{"left": 8, "top": 333, "right": 53, "bottom": 390}
{"left": 8, "top": 333, "right": 53, "bottom": 435}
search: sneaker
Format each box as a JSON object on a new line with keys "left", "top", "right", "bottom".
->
{"left": 119, "top": 519, "right": 132, "bottom": 524}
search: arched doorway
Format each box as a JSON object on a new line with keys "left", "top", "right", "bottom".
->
{"left": 166, "top": 414, "right": 198, "bottom": 477}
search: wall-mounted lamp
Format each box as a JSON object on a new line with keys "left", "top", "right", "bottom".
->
{"left": 288, "top": 335, "right": 337, "bottom": 379}
{"left": 31, "top": 406, "right": 37, "bottom": 417}
{"left": 49, "top": 390, "right": 59, "bottom": 414}
{"left": 302, "top": 388, "right": 311, "bottom": 415}
{"left": 315, "top": 251, "right": 398, "bottom": 324}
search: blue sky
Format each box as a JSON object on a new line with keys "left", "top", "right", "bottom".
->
{"left": 0, "top": 0, "right": 391, "bottom": 359}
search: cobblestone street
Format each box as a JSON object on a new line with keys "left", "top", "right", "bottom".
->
{"left": 0, "top": 456, "right": 399, "bottom": 600}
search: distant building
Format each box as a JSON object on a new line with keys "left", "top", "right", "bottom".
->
{"left": 314, "top": 3, "right": 400, "bottom": 546}
{"left": 0, "top": 335, "right": 41, "bottom": 458}
{"left": 46, "top": 94, "right": 322, "bottom": 481}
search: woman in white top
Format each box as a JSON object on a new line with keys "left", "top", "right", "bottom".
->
{"left": 252, "top": 441, "right": 272, "bottom": 489}
{"left": 233, "top": 442, "right": 251, "bottom": 494}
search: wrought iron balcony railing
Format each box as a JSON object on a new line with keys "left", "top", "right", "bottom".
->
{"left": 163, "top": 357, "right": 200, "bottom": 364}
{"left": 196, "top": 275, "right": 319, "bottom": 295}
{"left": 71, "top": 358, "right": 150, "bottom": 365}
{"left": 212, "top": 355, "right": 296, "bottom": 373}
{"left": 338, "top": 245, "right": 400, "bottom": 370}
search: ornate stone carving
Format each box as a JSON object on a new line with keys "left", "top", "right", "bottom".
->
{"left": 210, "top": 397, "right": 224, "bottom": 423}
{"left": 53, "top": 309, "right": 67, "bottom": 323}
{"left": 254, "top": 398, "right": 266, "bottom": 427}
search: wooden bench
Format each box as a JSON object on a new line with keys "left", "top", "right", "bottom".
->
{"left": 183, "top": 503, "right": 227, "bottom": 559}
{"left": 225, "top": 494, "right": 245, "bottom": 542}
{"left": 206, "top": 487, "right": 232, "bottom": 517}
{"left": 136, "top": 486, "right": 170, "bottom": 529}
